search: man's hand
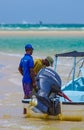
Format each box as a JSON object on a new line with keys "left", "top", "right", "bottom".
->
{"left": 32, "top": 82, "right": 36, "bottom": 88}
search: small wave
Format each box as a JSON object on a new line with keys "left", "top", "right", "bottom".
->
{"left": 0, "top": 51, "right": 22, "bottom": 57}
{"left": 9, "top": 78, "right": 21, "bottom": 86}
{"left": 81, "top": 27, "right": 84, "bottom": 30}
{"left": 0, "top": 23, "right": 84, "bottom": 31}
{"left": 0, "top": 64, "right": 5, "bottom": 69}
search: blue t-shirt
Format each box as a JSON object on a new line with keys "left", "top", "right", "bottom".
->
{"left": 19, "top": 54, "right": 34, "bottom": 83}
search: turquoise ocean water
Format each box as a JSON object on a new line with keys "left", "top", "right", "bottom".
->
{"left": 0, "top": 23, "right": 84, "bottom": 58}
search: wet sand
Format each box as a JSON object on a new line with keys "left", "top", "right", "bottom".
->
{"left": 0, "top": 52, "right": 84, "bottom": 130}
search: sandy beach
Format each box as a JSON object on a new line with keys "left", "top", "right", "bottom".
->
{"left": 0, "top": 30, "right": 84, "bottom": 37}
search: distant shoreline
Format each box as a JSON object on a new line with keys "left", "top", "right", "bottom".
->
{"left": 0, "top": 30, "right": 84, "bottom": 37}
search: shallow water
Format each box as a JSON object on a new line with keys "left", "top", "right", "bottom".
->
{"left": 0, "top": 101, "right": 84, "bottom": 130}
{"left": 0, "top": 98, "right": 84, "bottom": 130}
{"left": 0, "top": 34, "right": 84, "bottom": 57}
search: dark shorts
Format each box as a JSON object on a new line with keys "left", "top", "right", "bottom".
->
{"left": 22, "top": 83, "right": 32, "bottom": 97}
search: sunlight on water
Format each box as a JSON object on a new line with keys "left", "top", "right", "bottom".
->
{"left": 41, "top": 127, "right": 61, "bottom": 130}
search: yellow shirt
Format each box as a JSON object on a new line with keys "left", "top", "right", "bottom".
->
{"left": 34, "top": 59, "right": 44, "bottom": 75}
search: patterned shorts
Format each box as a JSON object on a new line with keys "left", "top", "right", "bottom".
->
{"left": 22, "top": 83, "right": 32, "bottom": 97}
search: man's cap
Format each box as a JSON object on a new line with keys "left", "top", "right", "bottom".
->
{"left": 25, "top": 44, "right": 34, "bottom": 50}
{"left": 46, "top": 56, "right": 54, "bottom": 66}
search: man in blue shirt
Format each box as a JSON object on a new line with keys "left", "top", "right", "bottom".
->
{"left": 18, "top": 44, "right": 36, "bottom": 99}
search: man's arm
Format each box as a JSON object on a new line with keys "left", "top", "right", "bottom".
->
{"left": 18, "top": 66, "right": 23, "bottom": 75}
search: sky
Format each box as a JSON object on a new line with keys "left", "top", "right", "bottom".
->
{"left": 0, "top": 0, "right": 84, "bottom": 24}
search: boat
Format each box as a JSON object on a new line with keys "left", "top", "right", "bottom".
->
{"left": 22, "top": 52, "right": 84, "bottom": 121}
{"left": 54, "top": 51, "right": 84, "bottom": 103}
{"left": 54, "top": 51, "right": 84, "bottom": 120}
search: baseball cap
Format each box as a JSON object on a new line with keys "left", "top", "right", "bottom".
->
{"left": 46, "top": 56, "right": 54, "bottom": 66}
{"left": 25, "top": 44, "right": 34, "bottom": 50}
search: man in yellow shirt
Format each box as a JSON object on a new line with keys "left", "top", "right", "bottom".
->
{"left": 34, "top": 56, "right": 54, "bottom": 75}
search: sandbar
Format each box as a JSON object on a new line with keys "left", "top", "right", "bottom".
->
{"left": 0, "top": 30, "right": 84, "bottom": 37}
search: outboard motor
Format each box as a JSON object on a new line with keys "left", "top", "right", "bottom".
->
{"left": 34, "top": 68, "right": 62, "bottom": 115}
